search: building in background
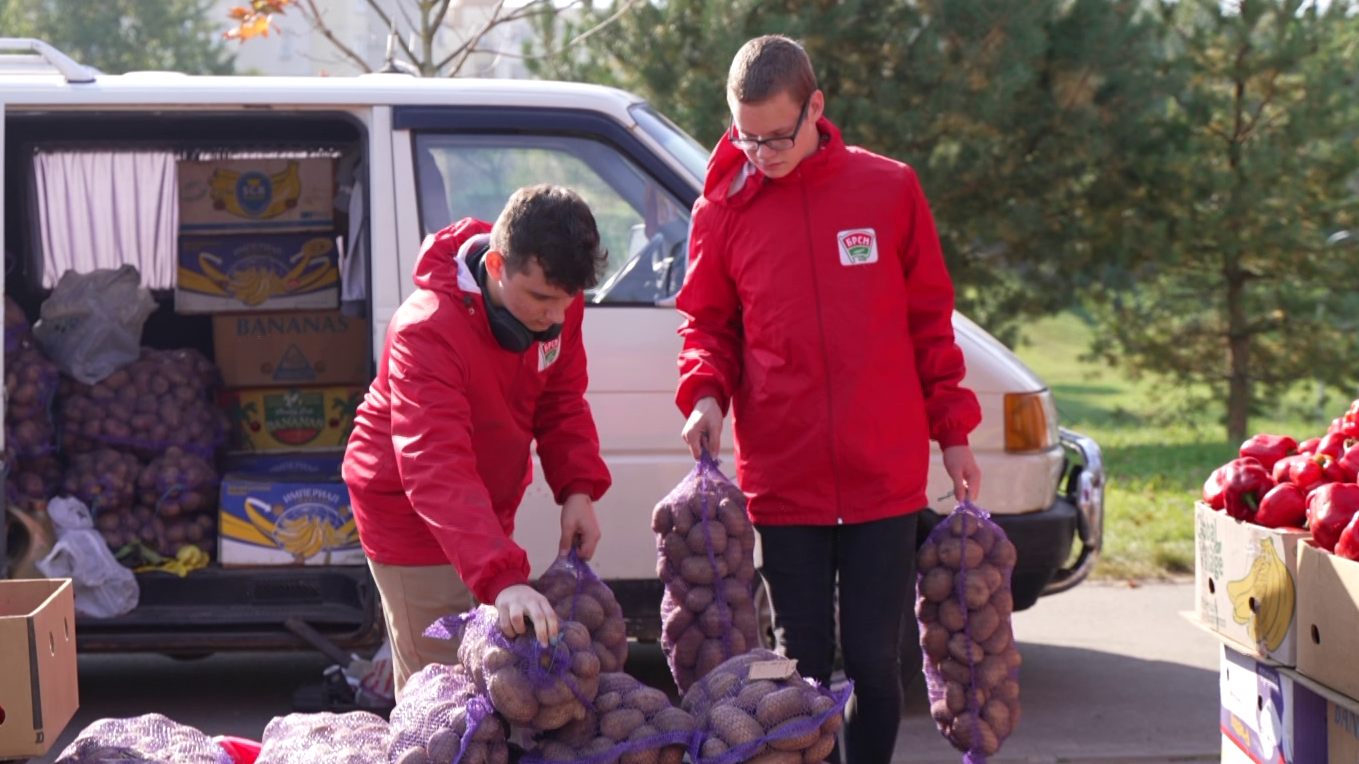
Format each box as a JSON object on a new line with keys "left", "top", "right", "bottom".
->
{"left": 213, "top": 0, "right": 534, "bottom": 78}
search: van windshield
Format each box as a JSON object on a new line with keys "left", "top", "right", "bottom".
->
{"left": 628, "top": 103, "right": 709, "bottom": 184}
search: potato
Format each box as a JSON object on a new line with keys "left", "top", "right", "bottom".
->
{"left": 968, "top": 604, "right": 1001, "bottom": 644}
{"left": 686, "top": 585, "right": 715, "bottom": 613}
{"left": 917, "top": 537, "right": 940, "bottom": 570}
{"left": 938, "top": 537, "right": 985, "bottom": 571}
{"left": 982, "top": 698, "right": 1013, "bottom": 738}
{"left": 681, "top": 555, "right": 722, "bottom": 585}
{"left": 962, "top": 570, "right": 992, "bottom": 609}
{"left": 980, "top": 625, "right": 1013, "bottom": 655}
{"left": 487, "top": 668, "right": 539, "bottom": 724}
{"left": 990, "top": 586, "right": 1014, "bottom": 617}
{"left": 946, "top": 632, "right": 984, "bottom": 665}
{"left": 624, "top": 686, "right": 671, "bottom": 716}
{"left": 710, "top": 705, "right": 763, "bottom": 748}
{"left": 651, "top": 706, "right": 697, "bottom": 733}
{"left": 938, "top": 598, "right": 966, "bottom": 633}
{"left": 922, "top": 623, "right": 950, "bottom": 662}
{"left": 989, "top": 536, "right": 1018, "bottom": 568}
{"left": 662, "top": 533, "right": 690, "bottom": 567}
{"left": 920, "top": 567, "right": 955, "bottom": 603}
{"left": 916, "top": 599, "right": 939, "bottom": 624}
{"left": 974, "top": 655, "right": 1009, "bottom": 690}
{"left": 755, "top": 686, "right": 809, "bottom": 727}
{"left": 532, "top": 701, "right": 578, "bottom": 731}
{"left": 766, "top": 716, "right": 819, "bottom": 751}
{"left": 652, "top": 502, "right": 674, "bottom": 534}
{"left": 700, "top": 737, "right": 728, "bottom": 759}
{"left": 949, "top": 712, "right": 1000, "bottom": 756}
{"left": 688, "top": 519, "right": 728, "bottom": 555}
{"left": 674, "top": 625, "right": 705, "bottom": 668}
{"left": 746, "top": 750, "right": 801, "bottom": 764}
{"left": 801, "top": 732, "right": 836, "bottom": 764}
{"left": 695, "top": 637, "right": 728, "bottom": 678}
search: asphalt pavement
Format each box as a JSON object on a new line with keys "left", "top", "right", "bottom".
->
{"left": 27, "top": 580, "right": 1222, "bottom": 764}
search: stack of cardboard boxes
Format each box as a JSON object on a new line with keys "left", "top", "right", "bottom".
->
{"left": 175, "top": 156, "right": 368, "bottom": 568}
{"left": 1192, "top": 502, "right": 1359, "bottom": 762}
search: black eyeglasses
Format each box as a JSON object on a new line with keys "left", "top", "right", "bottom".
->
{"left": 727, "top": 99, "right": 809, "bottom": 152}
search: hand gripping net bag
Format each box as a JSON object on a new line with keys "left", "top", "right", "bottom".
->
{"left": 680, "top": 649, "right": 850, "bottom": 764}
{"left": 533, "top": 548, "right": 629, "bottom": 673}
{"left": 522, "top": 672, "right": 696, "bottom": 764}
{"left": 54, "top": 713, "right": 234, "bottom": 764}
{"left": 426, "top": 604, "right": 600, "bottom": 732}
{"left": 255, "top": 711, "right": 391, "bottom": 764}
{"left": 916, "top": 500, "right": 1022, "bottom": 762}
{"left": 387, "top": 663, "right": 509, "bottom": 764}
{"left": 652, "top": 450, "right": 760, "bottom": 693}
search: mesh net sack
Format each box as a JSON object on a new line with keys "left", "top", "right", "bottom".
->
{"left": 135, "top": 447, "right": 221, "bottom": 519}
{"left": 426, "top": 604, "right": 601, "bottom": 732}
{"left": 5, "top": 293, "right": 32, "bottom": 358}
{"left": 533, "top": 548, "right": 629, "bottom": 674}
{"left": 6, "top": 346, "right": 60, "bottom": 458}
{"left": 54, "top": 713, "right": 234, "bottom": 764}
{"left": 916, "top": 500, "right": 1021, "bottom": 762}
{"left": 523, "top": 672, "right": 696, "bottom": 764}
{"left": 60, "top": 447, "right": 142, "bottom": 516}
{"left": 7, "top": 453, "right": 63, "bottom": 512}
{"left": 652, "top": 451, "right": 759, "bottom": 693}
{"left": 387, "top": 662, "right": 510, "bottom": 764}
{"left": 255, "top": 711, "right": 392, "bottom": 764}
{"left": 59, "top": 347, "right": 227, "bottom": 460}
{"left": 679, "top": 649, "right": 849, "bottom": 764}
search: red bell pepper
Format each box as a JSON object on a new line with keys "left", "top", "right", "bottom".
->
{"left": 1204, "top": 464, "right": 1230, "bottom": 510}
{"left": 1273, "top": 453, "right": 1305, "bottom": 484}
{"left": 1255, "top": 483, "right": 1308, "bottom": 529}
{"left": 1299, "top": 437, "right": 1322, "bottom": 456}
{"left": 1335, "top": 512, "right": 1359, "bottom": 561}
{"left": 1317, "top": 431, "right": 1352, "bottom": 460}
{"left": 1334, "top": 444, "right": 1359, "bottom": 483}
{"left": 1306, "top": 483, "right": 1359, "bottom": 552}
{"left": 1220, "top": 457, "right": 1274, "bottom": 521}
{"left": 1294, "top": 454, "right": 1334, "bottom": 495}
{"left": 1238, "top": 434, "right": 1298, "bottom": 472}
{"left": 1342, "top": 412, "right": 1359, "bottom": 440}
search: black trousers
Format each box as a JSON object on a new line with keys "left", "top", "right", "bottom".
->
{"left": 755, "top": 513, "right": 919, "bottom": 764}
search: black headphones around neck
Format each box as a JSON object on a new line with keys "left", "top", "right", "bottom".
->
{"left": 466, "top": 237, "right": 564, "bottom": 353}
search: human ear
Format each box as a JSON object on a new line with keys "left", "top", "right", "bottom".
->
{"left": 809, "top": 90, "right": 825, "bottom": 121}
{"left": 486, "top": 249, "right": 505, "bottom": 280}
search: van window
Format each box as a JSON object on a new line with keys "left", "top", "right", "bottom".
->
{"left": 413, "top": 133, "right": 690, "bottom": 305}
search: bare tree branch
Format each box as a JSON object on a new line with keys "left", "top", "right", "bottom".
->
{"left": 431, "top": 0, "right": 454, "bottom": 34}
{"left": 447, "top": 0, "right": 508, "bottom": 75}
{"left": 300, "top": 0, "right": 374, "bottom": 73}
{"left": 362, "top": 0, "right": 418, "bottom": 66}
{"left": 496, "top": 0, "right": 641, "bottom": 62}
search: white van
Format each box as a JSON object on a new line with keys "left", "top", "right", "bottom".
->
{"left": 0, "top": 40, "right": 1104, "bottom": 664}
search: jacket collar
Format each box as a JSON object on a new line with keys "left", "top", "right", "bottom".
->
{"left": 703, "top": 116, "right": 848, "bottom": 209}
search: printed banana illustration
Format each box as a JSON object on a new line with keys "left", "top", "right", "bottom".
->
{"left": 242, "top": 498, "right": 354, "bottom": 563}
{"left": 1225, "top": 537, "right": 1296, "bottom": 652}
{"left": 208, "top": 161, "right": 303, "bottom": 220}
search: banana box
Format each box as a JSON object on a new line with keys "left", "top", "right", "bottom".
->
{"left": 178, "top": 157, "right": 335, "bottom": 234}
{"left": 219, "top": 386, "right": 363, "bottom": 453}
{"left": 1220, "top": 645, "right": 1327, "bottom": 764}
{"left": 1194, "top": 501, "right": 1308, "bottom": 666}
{"left": 176, "top": 233, "right": 340, "bottom": 314}
{"left": 218, "top": 455, "right": 362, "bottom": 567}
{"left": 1296, "top": 540, "right": 1359, "bottom": 702}
{"left": 0, "top": 579, "right": 78, "bottom": 759}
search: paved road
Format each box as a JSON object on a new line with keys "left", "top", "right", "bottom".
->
{"left": 30, "top": 580, "right": 1221, "bottom": 764}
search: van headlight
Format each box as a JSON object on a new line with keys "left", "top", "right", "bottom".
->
{"left": 1004, "top": 390, "right": 1059, "bottom": 453}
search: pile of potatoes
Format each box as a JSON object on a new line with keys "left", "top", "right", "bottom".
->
{"left": 135, "top": 446, "right": 220, "bottom": 519}
{"left": 95, "top": 503, "right": 217, "bottom": 561}
{"left": 6, "top": 346, "right": 60, "bottom": 457}
{"left": 61, "top": 447, "right": 141, "bottom": 515}
{"left": 59, "top": 347, "right": 226, "bottom": 459}
{"left": 5, "top": 294, "right": 31, "bottom": 357}
{"left": 54, "top": 713, "right": 229, "bottom": 764}
{"left": 7, "top": 452, "right": 63, "bottom": 512}
{"left": 652, "top": 475, "right": 760, "bottom": 692}
{"left": 256, "top": 711, "right": 392, "bottom": 764}
{"left": 534, "top": 557, "right": 630, "bottom": 673}
{"left": 455, "top": 605, "right": 601, "bottom": 732}
{"left": 681, "top": 649, "right": 844, "bottom": 764}
{"left": 528, "top": 672, "right": 696, "bottom": 764}
{"left": 916, "top": 510, "right": 1022, "bottom": 757}
{"left": 389, "top": 663, "right": 510, "bottom": 764}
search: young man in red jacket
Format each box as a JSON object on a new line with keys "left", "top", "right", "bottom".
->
{"left": 343, "top": 184, "right": 612, "bottom": 696}
{"left": 677, "top": 36, "right": 984, "bottom": 764}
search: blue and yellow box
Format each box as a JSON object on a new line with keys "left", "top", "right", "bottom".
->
{"left": 176, "top": 233, "right": 340, "bottom": 314}
{"left": 178, "top": 157, "right": 335, "bottom": 234}
{"left": 218, "top": 455, "right": 363, "bottom": 567}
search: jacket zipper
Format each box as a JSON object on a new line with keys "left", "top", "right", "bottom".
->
{"left": 799, "top": 172, "right": 844, "bottom": 522}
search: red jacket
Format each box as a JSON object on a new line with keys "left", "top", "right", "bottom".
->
{"left": 343, "top": 218, "right": 611, "bottom": 603}
{"left": 676, "top": 117, "right": 981, "bottom": 526}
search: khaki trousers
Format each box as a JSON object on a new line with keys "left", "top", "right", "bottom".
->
{"left": 367, "top": 559, "right": 476, "bottom": 698}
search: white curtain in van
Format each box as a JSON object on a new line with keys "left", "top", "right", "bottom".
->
{"left": 32, "top": 150, "right": 178, "bottom": 289}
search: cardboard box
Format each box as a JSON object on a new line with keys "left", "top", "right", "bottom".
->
{"left": 176, "top": 233, "right": 340, "bottom": 314}
{"left": 1194, "top": 501, "right": 1308, "bottom": 665}
{"left": 219, "top": 386, "right": 363, "bottom": 453}
{"left": 1296, "top": 540, "right": 1359, "bottom": 701}
{"left": 178, "top": 157, "right": 335, "bottom": 234}
{"left": 0, "top": 579, "right": 78, "bottom": 759}
{"left": 212, "top": 311, "right": 369, "bottom": 387}
{"left": 1330, "top": 701, "right": 1359, "bottom": 764}
{"left": 223, "top": 453, "right": 343, "bottom": 477}
{"left": 218, "top": 455, "right": 362, "bottom": 566}
{"left": 1220, "top": 644, "right": 1328, "bottom": 764}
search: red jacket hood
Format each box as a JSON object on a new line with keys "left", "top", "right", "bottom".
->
{"left": 702, "top": 116, "right": 848, "bottom": 209}
{"left": 412, "top": 217, "right": 491, "bottom": 296}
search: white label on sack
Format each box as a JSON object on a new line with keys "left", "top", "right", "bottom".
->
{"left": 748, "top": 658, "right": 799, "bottom": 680}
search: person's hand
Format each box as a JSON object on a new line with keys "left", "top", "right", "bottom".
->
{"left": 682, "top": 397, "right": 724, "bottom": 459}
{"left": 494, "top": 584, "right": 559, "bottom": 646}
{"left": 560, "top": 493, "right": 601, "bottom": 560}
{"left": 943, "top": 445, "right": 982, "bottom": 502}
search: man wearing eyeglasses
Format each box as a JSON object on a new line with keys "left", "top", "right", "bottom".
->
{"left": 674, "top": 34, "right": 983, "bottom": 764}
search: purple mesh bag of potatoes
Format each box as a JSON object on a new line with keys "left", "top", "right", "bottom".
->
{"left": 916, "top": 500, "right": 1021, "bottom": 763}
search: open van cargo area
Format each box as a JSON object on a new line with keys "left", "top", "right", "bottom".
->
{"left": 1, "top": 109, "right": 385, "bottom": 651}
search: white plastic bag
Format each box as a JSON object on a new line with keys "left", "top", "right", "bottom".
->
{"left": 33, "top": 265, "right": 156, "bottom": 384}
{"left": 36, "top": 496, "right": 139, "bottom": 618}
{"left": 351, "top": 637, "right": 395, "bottom": 708}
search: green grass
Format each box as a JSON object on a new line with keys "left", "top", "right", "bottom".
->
{"left": 1011, "top": 312, "right": 1329, "bottom": 581}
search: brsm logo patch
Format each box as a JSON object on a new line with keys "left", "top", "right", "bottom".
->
{"left": 837, "top": 228, "right": 878, "bottom": 265}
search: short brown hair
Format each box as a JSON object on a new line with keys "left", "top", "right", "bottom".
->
{"left": 491, "top": 184, "right": 608, "bottom": 294}
{"left": 727, "top": 35, "right": 818, "bottom": 105}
